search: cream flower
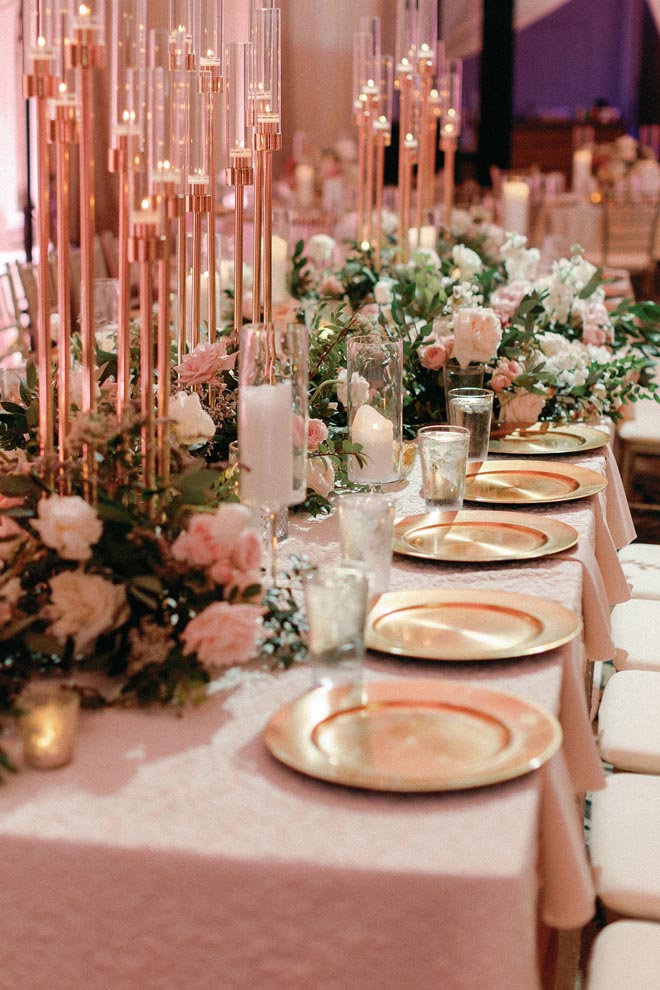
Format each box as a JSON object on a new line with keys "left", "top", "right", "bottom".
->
{"left": 452, "top": 307, "right": 502, "bottom": 368}
{"left": 498, "top": 390, "right": 547, "bottom": 424}
{"left": 306, "top": 234, "right": 336, "bottom": 268}
{"left": 46, "top": 569, "right": 130, "bottom": 655}
{"left": 374, "top": 278, "right": 396, "bottom": 305}
{"left": 32, "top": 494, "right": 102, "bottom": 562}
{"left": 169, "top": 391, "right": 216, "bottom": 446}
{"left": 307, "top": 456, "right": 336, "bottom": 498}
{"left": 451, "top": 244, "right": 483, "bottom": 279}
{"left": 336, "top": 369, "right": 369, "bottom": 407}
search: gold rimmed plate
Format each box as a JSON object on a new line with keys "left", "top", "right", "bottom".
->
{"left": 464, "top": 458, "right": 607, "bottom": 504}
{"left": 366, "top": 588, "right": 581, "bottom": 661}
{"left": 393, "top": 510, "right": 578, "bottom": 563}
{"left": 263, "top": 679, "right": 562, "bottom": 792}
{"left": 489, "top": 422, "right": 609, "bottom": 456}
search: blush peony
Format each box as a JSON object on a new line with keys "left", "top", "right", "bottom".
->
{"left": 181, "top": 601, "right": 264, "bottom": 669}
{"left": 490, "top": 358, "right": 524, "bottom": 392}
{"left": 418, "top": 335, "right": 454, "bottom": 371}
{"left": 32, "top": 494, "right": 102, "bottom": 561}
{"left": 498, "top": 390, "right": 547, "bottom": 424}
{"left": 176, "top": 341, "right": 237, "bottom": 387}
{"left": 46, "top": 569, "right": 130, "bottom": 655}
{"left": 452, "top": 307, "right": 503, "bottom": 368}
{"left": 307, "top": 418, "right": 329, "bottom": 452}
{"left": 171, "top": 503, "right": 263, "bottom": 595}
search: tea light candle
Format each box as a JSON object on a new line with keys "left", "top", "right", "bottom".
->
{"left": 18, "top": 687, "right": 80, "bottom": 770}
{"left": 501, "top": 181, "right": 529, "bottom": 235}
{"left": 271, "top": 235, "right": 289, "bottom": 304}
{"left": 350, "top": 404, "right": 394, "bottom": 483}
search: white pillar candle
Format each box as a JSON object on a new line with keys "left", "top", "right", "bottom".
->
{"left": 239, "top": 381, "right": 294, "bottom": 507}
{"left": 501, "top": 181, "right": 530, "bottom": 235}
{"left": 408, "top": 225, "right": 437, "bottom": 251}
{"left": 350, "top": 404, "right": 394, "bottom": 483}
{"left": 295, "top": 163, "right": 315, "bottom": 208}
{"left": 572, "top": 148, "right": 593, "bottom": 197}
{"left": 271, "top": 235, "right": 289, "bottom": 304}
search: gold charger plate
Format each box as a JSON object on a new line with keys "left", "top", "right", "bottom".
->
{"left": 393, "top": 510, "right": 578, "bottom": 563}
{"left": 366, "top": 588, "right": 581, "bottom": 661}
{"left": 464, "top": 458, "right": 607, "bottom": 505}
{"left": 263, "top": 679, "right": 562, "bottom": 792}
{"left": 489, "top": 422, "right": 609, "bottom": 456}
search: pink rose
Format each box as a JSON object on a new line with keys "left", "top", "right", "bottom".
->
{"left": 176, "top": 341, "right": 237, "bottom": 387}
{"left": 452, "top": 307, "right": 503, "bottom": 368}
{"left": 32, "top": 494, "right": 103, "bottom": 561}
{"left": 307, "top": 418, "right": 328, "bottom": 452}
{"left": 490, "top": 358, "right": 524, "bottom": 393}
{"left": 181, "top": 601, "right": 264, "bottom": 669}
{"left": 171, "top": 503, "right": 263, "bottom": 596}
{"left": 46, "top": 569, "right": 130, "bottom": 655}
{"left": 498, "top": 390, "right": 547, "bottom": 424}
{"left": 580, "top": 300, "right": 614, "bottom": 347}
{"left": 318, "top": 274, "right": 345, "bottom": 298}
{"left": 489, "top": 281, "right": 530, "bottom": 325}
{"left": 418, "top": 336, "right": 454, "bottom": 371}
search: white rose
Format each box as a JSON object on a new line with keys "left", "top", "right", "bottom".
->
{"left": 170, "top": 391, "right": 216, "bottom": 446}
{"left": 306, "top": 234, "right": 336, "bottom": 267}
{"left": 307, "top": 456, "right": 336, "bottom": 498}
{"left": 46, "top": 569, "right": 130, "bottom": 656}
{"left": 374, "top": 278, "right": 395, "bottom": 305}
{"left": 451, "top": 244, "right": 483, "bottom": 279}
{"left": 336, "top": 369, "right": 369, "bottom": 407}
{"left": 380, "top": 209, "right": 398, "bottom": 236}
{"left": 32, "top": 494, "right": 103, "bottom": 561}
{"left": 452, "top": 307, "right": 503, "bottom": 368}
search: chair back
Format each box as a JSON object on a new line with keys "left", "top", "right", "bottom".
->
{"left": 600, "top": 194, "right": 660, "bottom": 273}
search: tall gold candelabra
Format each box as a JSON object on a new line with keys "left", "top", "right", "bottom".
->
{"left": 227, "top": 154, "right": 254, "bottom": 335}
{"left": 23, "top": 56, "right": 56, "bottom": 468}
{"left": 48, "top": 91, "right": 78, "bottom": 491}
{"left": 254, "top": 119, "right": 282, "bottom": 323}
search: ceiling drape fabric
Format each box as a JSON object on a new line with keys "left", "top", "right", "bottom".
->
{"left": 443, "top": 0, "right": 574, "bottom": 58}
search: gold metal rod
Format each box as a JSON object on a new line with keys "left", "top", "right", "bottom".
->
{"left": 78, "top": 61, "right": 97, "bottom": 502}
{"left": 425, "top": 114, "right": 438, "bottom": 213}
{"left": 55, "top": 134, "right": 71, "bottom": 491}
{"left": 176, "top": 213, "right": 186, "bottom": 362}
{"left": 206, "top": 92, "right": 217, "bottom": 342}
{"left": 116, "top": 149, "right": 131, "bottom": 424}
{"left": 415, "top": 72, "right": 432, "bottom": 235}
{"left": 263, "top": 149, "right": 273, "bottom": 323}
{"left": 402, "top": 146, "right": 414, "bottom": 263}
{"left": 191, "top": 209, "right": 202, "bottom": 350}
{"left": 356, "top": 107, "right": 366, "bottom": 243}
{"left": 157, "top": 232, "right": 171, "bottom": 484}
{"left": 234, "top": 184, "right": 245, "bottom": 335}
{"left": 374, "top": 131, "right": 386, "bottom": 270}
{"left": 139, "top": 258, "right": 155, "bottom": 492}
{"left": 365, "top": 99, "right": 376, "bottom": 246}
{"left": 252, "top": 149, "right": 263, "bottom": 322}
{"left": 442, "top": 137, "right": 457, "bottom": 228}
{"left": 35, "top": 93, "right": 54, "bottom": 465}
{"left": 397, "top": 74, "right": 412, "bottom": 260}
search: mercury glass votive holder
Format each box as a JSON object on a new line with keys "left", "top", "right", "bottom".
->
{"left": 18, "top": 687, "right": 80, "bottom": 770}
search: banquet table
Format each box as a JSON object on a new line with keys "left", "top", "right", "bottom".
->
{"left": 0, "top": 443, "right": 634, "bottom": 990}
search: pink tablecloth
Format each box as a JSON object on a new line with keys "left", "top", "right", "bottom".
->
{"left": 0, "top": 448, "right": 634, "bottom": 990}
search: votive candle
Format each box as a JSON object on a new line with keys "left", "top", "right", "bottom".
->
{"left": 18, "top": 687, "right": 80, "bottom": 770}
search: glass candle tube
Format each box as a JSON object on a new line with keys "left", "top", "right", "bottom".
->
{"left": 22, "top": 0, "right": 58, "bottom": 73}
{"left": 440, "top": 58, "right": 463, "bottom": 140}
{"left": 225, "top": 40, "right": 252, "bottom": 168}
{"left": 187, "top": 73, "right": 210, "bottom": 189}
{"left": 18, "top": 686, "right": 80, "bottom": 770}
{"left": 168, "top": 0, "right": 194, "bottom": 66}
{"left": 254, "top": 6, "right": 280, "bottom": 132}
{"left": 110, "top": 0, "right": 146, "bottom": 147}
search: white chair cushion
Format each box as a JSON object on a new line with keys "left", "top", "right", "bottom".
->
{"left": 618, "top": 544, "right": 660, "bottom": 600}
{"left": 598, "top": 670, "right": 660, "bottom": 772}
{"left": 612, "top": 599, "right": 660, "bottom": 671}
{"left": 587, "top": 920, "right": 660, "bottom": 990}
{"left": 618, "top": 399, "right": 660, "bottom": 442}
{"left": 590, "top": 774, "right": 660, "bottom": 919}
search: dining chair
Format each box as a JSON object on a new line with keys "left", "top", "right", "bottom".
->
{"left": 597, "top": 669, "right": 660, "bottom": 773}
{"left": 617, "top": 543, "right": 660, "bottom": 599}
{"left": 590, "top": 773, "right": 660, "bottom": 920}
{"left": 586, "top": 919, "right": 660, "bottom": 990}
{"left": 0, "top": 267, "right": 24, "bottom": 364}
{"left": 611, "top": 599, "right": 660, "bottom": 671}
{"left": 594, "top": 194, "right": 660, "bottom": 297}
{"left": 617, "top": 398, "right": 660, "bottom": 508}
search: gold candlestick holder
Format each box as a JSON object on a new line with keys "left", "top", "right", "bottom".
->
{"left": 23, "top": 59, "right": 57, "bottom": 468}
{"left": 363, "top": 91, "right": 378, "bottom": 247}
{"left": 128, "top": 210, "right": 163, "bottom": 500}
{"left": 396, "top": 70, "right": 414, "bottom": 261}
{"left": 186, "top": 186, "right": 210, "bottom": 352}
{"left": 414, "top": 59, "right": 435, "bottom": 237}
{"left": 68, "top": 19, "right": 104, "bottom": 503}
{"left": 108, "top": 134, "right": 139, "bottom": 425}
{"left": 400, "top": 133, "right": 417, "bottom": 264}
{"left": 441, "top": 135, "right": 457, "bottom": 229}
{"left": 355, "top": 101, "right": 367, "bottom": 244}
{"left": 200, "top": 65, "right": 223, "bottom": 343}
{"left": 226, "top": 154, "right": 254, "bottom": 336}
{"left": 49, "top": 93, "right": 78, "bottom": 492}
{"left": 373, "top": 121, "right": 391, "bottom": 269}
{"left": 254, "top": 120, "right": 282, "bottom": 324}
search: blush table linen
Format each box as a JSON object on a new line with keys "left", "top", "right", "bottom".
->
{"left": 0, "top": 447, "right": 634, "bottom": 990}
